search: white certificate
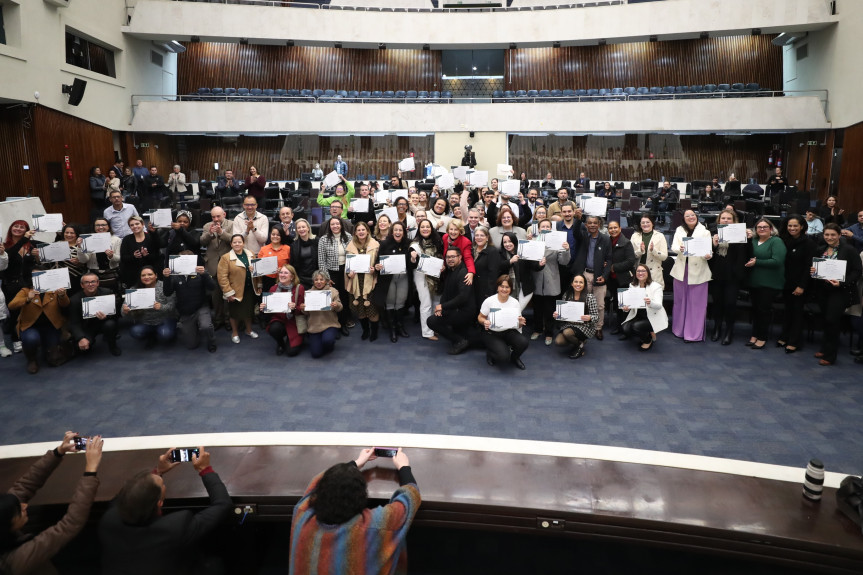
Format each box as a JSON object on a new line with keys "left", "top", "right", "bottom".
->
{"left": 717, "top": 223, "right": 747, "bottom": 244}
{"left": 37, "top": 241, "right": 71, "bottom": 263}
{"left": 323, "top": 170, "right": 341, "bottom": 189}
{"left": 351, "top": 197, "right": 370, "bottom": 212}
{"left": 124, "top": 288, "right": 156, "bottom": 310}
{"left": 380, "top": 206, "right": 399, "bottom": 223}
{"left": 150, "top": 209, "right": 173, "bottom": 228}
{"left": 32, "top": 213, "right": 64, "bottom": 233}
{"left": 79, "top": 233, "right": 112, "bottom": 254}
{"left": 390, "top": 189, "right": 408, "bottom": 203}
{"left": 262, "top": 291, "right": 293, "bottom": 313}
{"left": 497, "top": 163, "right": 513, "bottom": 176}
{"left": 469, "top": 170, "right": 488, "bottom": 187}
{"left": 682, "top": 236, "right": 712, "bottom": 257}
{"left": 346, "top": 253, "right": 372, "bottom": 273}
{"left": 31, "top": 268, "right": 71, "bottom": 293}
{"left": 418, "top": 254, "right": 444, "bottom": 277}
{"left": 169, "top": 254, "right": 199, "bottom": 276}
{"left": 583, "top": 197, "right": 607, "bottom": 217}
{"left": 82, "top": 295, "right": 116, "bottom": 319}
{"left": 542, "top": 230, "right": 567, "bottom": 251}
{"left": 489, "top": 307, "right": 519, "bottom": 331}
{"left": 452, "top": 166, "right": 468, "bottom": 182}
{"left": 500, "top": 180, "right": 520, "bottom": 198}
{"left": 251, "top": 256, "right": 279, "bottom": 277}
{"left": 380, "top": 254, "right": 407, "bottom": 275}
{"left": 304, "top": 290, "right": 332, "bottom": 311}
{"left": 398, "top": 157, "right": 415, "bottom": 172}
{"left": 436, "top": 173, "right": 455, "bottom": 189}
{"left": 518, "top": 239, "right": 545, "bottom": 261}
{"left": 617, "top": 287, "right": 647, "bottom": 309}
{"left": 374, "top": 190, "right": 390, "bottom": 204}
{"left": 556, "top": 300, "right": 585, "bottom": 322}
{"left": 813, "top": 257, "right": 847, "bottom": 282}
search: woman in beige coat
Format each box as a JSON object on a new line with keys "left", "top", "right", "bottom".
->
{"left": 631, "top": 214, "right": 668, "bottom": 288}
{"left": 217, "top": 234, "right": 262, "bottom": 344}
{"left": 345, "top": 221, "right": 380, "bottom": 341}
{"left": 670, "top": 210, "right": 712, "bottom": 342}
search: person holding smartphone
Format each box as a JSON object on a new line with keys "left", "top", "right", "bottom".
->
{"left": 99, "top": 446, "right": 231, "bottom": 574}
{"left": 290, "top": 447, "right": 420, "bottom": 575}
{"left": 0, "top": 431, "right": 103, "bottom": 575}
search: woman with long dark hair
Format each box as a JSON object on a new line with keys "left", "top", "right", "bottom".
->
{"left": 317, "top": 216, "right": 353, "bottom": 336}
{"left": 530, "top": 219, "right": 570, "bottom": 346}
{"left": 620, "top": 264, "right": 668, "bottom": 351}
{"left": 121, "top": 265, "right": 177, "bottom": 348}
{"left": 670, "top": 209, "right": 712, "bottom": 342}
{"left": 373, "top": 221, "right": 413, "bottom": 342}
{"left": 777, "top": 214, "right": 816, "bottom": 353}
{"left": 499, "top": 231, "right": 542, "bottom": 311}
{"left": 818, "top": 195, "right": 845, "bottom": 227}
{"left": 477, "top": 275, "right": 529, "bottom": 369}
{"left": 119, "top": 215, "right": 161, "bottom": 288}
{"left": 409, "top": 219, "right": 444, "bottom": 340}
{"left": 257, "top": 227, "right": 291, "bottom": 294}
{"left": 552, "top": 274, "right": 599, "bottom": 359}
{"left": 2, "top": 221, "right": 37, "bottom": 353}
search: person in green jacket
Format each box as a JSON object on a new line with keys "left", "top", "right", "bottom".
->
{"left": 744, "top": 217, "right": 787, "bottom": 349}
{"left": 316, "top": 174, "right": 354, "bottom": 219}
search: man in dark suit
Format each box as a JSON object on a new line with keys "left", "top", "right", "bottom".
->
{"left": 575, "top": 172, "right": 590, "bottom": 190}
{"left": 142, "top": 166, "right": 168, "bottom": 210}
{"left": 427, "top": 247, "right": 477, "bottom": 355}
{"left": 572, "top": 215, "right": 612, "bottom": 340}
{"left": 99, "top": 446, "right": 231, "bottom": 575}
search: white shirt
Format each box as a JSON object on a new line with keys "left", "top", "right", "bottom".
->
{"left": 480, "top": 294, "right": 522, "bottom": 332}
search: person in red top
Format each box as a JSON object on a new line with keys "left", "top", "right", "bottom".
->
{"left": 257, "top": 227, "right": 291, "bottom": 293}
{"left": 442, "top": 219, "right": 474, "bottom": 286}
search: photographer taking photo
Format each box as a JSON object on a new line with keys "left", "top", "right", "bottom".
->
{"left": 461, "top": 145, "right": 477, "bottom": 168}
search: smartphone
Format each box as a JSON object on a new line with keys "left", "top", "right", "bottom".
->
{"left": 170, "top": 448, "right": 200, "bottom": 463}
{"left": 373, "top": 447, "right": 398, "bottom": 458}
{"left": 73, "top": 436, "right": 88, "bottom": 452}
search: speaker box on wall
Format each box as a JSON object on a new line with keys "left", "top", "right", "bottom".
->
{"left": 62, "top": 78, "right": 87, "bottom": 106}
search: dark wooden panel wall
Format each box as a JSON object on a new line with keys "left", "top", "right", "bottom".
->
{"left": 0, "top": 105, "right": 114, "bottom": 226}
{"left": 783, "top": 130, "right": 835, "bottom": 205}
{"left": 838, "top": 121, "right": 863, "bottom": 213}
{"left": 505, "top": 36, "right": 782, "bottom": 91}
{"left": 178, "top": 43, "right": 442, "bottom": 94}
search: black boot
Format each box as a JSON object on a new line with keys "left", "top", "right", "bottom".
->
{"left": 413, "top": 305, "right": 421, "bottom": 324}
{"left": 369, "top": 320, "right": 379, "bottom": 342}
{"left": 710, "top": 320, "right": 721, "bottom": 342}
{"left": 396, "top": 313, "right": 410, "bottom": 338}
{"left": 360, "top": 319, "right": 370, "bottom": 340}
{"left": 722, "top": 322, "right": 734, "bottom": 346}
{"left": 388, "top": 310, "right": 398, "bottom": 343}
{"left": 24, "top": 349, "right": 39, "bottom": 374}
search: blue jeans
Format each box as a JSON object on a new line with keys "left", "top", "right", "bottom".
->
{"left": 20, "top": 324, "right": 61, "bottom": 353}
{"left": 129, "top": 320, "right": 177, "bottom": 344}
{"left": 307, "top": 327, "right": 338, "bottom": 358}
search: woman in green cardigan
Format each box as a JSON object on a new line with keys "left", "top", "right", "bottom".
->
{"left": 744, "top": 218, "right": 787, "bottom": 349}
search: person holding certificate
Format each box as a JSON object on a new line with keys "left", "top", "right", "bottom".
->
{"left": 606, "top": 221, "right": 637, "bottom": 337}
{"left": 77, "top": 218, "right": 122, "bottom": 293}
{"left": 43, "top": 224, "right": 87, "bottom": 295}
{"left": 316, "top": 176, "right": 355, "bottom": 220}
{"left": 427, "top": 246, "right": 477, "bottom": 355}
{"left": 217, "top": 235, "right": 263, "bottom": 344}
{"left": 551, "top": 275, "right": 599, "bottom": 359}
{"left": 442, "top": 220, "right": 475, "bottom": 286}
{"left": 499, "top": 232, "right": 543, "bottom": 311}
{"left": 489, "top": 207, "right": 527, "bottom": 248}
{"left": 373, "top": 222, "right": 413, "bottom": 343}
{"left": 471, "top": 226, "right": 506, "bottom": 309}
{"left": 410, "top": 220, "right": 445, "bottom": 340}
{"left": 67, "top": 272, "right": 121, "bottom": 357}
{"left": 162, "top": 253, "right": 217, "bottom": 353}
{"left": 162, "top": 211, "right": 201, "bottom": 258}
{"left": 348, "top": 182, "right": 376, "bottom": 228}
{"left": 8, "top": 275, "right": 70, "bottom": 374}
{"left": 122, "top": 266, "right": 177, "bottom": 349}
{"left": 477, "top": 275, "right": 529, "bottom": 369}
{"left": 289, "top": 219, "right": 319, "bottom": 290}
{"left": 531, "top": 219, "right": 571, "bottom": 346}
{"left": 345, "top": 222, "right": 380, "bottom": 342}
{"left": 120, "top": 216, "right": 161, "bottom": 289}
{"left": 257, "top": 228, "right": 291, "bottom": 294}
{"left": 744, "top": 218, "right": 786, "bottom": 350}
{"left": 317, "top": 217, "right": 353, "bottom": 336}
{"left": 259, "top": 264, "right": 305, "bottom": 357}
{"left": 3, "top": 221, "right": 38, "bottom": 354}
{"left": 811, "top": 223, "right": 862, "bottom": 365}
{"left": 620, "top": 265, "right": 667, "bottom": 351}
{"left": 777, "top": 215, "right": 817, "bottom": 354}
{"left": 708, "top": 209, "right": 749, "bottom": 345}
{"left": 670, "top": 210, "right": 712, "bottom": 342}
{"left": 631, "top": 215, "right": 668, "bottom": 289}
{"left": 306, "top": 270, "right": 343, "bottom": 358}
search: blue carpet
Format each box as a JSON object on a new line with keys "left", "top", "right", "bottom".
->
{"left": 1, "top": 318, "right": 862, "bottom": 474}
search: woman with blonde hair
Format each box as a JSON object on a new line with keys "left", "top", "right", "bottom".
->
{"left": 345, "top": 221, "right": 380, "bottom": 341}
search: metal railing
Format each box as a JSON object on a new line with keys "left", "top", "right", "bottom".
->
{"left": 169, "top": 0, "right": 628, "bottom": 12}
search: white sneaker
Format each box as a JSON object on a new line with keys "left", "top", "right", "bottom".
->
{"left": 12, "top": 341, "right": 22, "bottom": 354}
{"left": 0, "top": 346, "right": 11, "bottom": 358}
{"left": 231, "top": 335, "right": 240, "bottom": 344}
{"left": 247, "top": 330, "right": 259, "bottom": 339}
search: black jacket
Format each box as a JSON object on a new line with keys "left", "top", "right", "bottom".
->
{"left": 473, "top": 247, "right": 506, "bottom": 306}
{"left": 290, "top": 236, "right": 319, "bottom": 287}
{"left": 499, "top": 248, "right": 543, "bottom": 296}
{"left": 573, "top": 231, "right": 612, "bottom": 281}
{"left": 163, "top": 272, "right": 215, "bottom": 316}
{"left": 67, "top": 287, "right": 116, "bottom": 341}
{"left": 782, "top": 234, "right": 816, "bottom": 292}
{"left": 709, "top": 238, "right": 748, "bottom": 283}
{"left": 371, "top": 237, "right": 414, "bottom": 309}
{"left": 609, "top": 234, "right": 637, "bottom": 285}
{"left": 813, "top": 239, "right": 862, "bottom": 307}
{"left": 439, "top": 262, "right": 476, "bottom": 317}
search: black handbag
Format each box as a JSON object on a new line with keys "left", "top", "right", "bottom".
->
{"left": 836, "top": 475, "right": 863, "bottom": 534}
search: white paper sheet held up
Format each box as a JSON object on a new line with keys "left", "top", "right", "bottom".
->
{"left": 418, "top": 255, "right": 444, "bottom": 277}
{"left": 496, "top": 164, "right": 513, "bottom": 176}
{"left": 380, "top": 206, "right": 399, "bottom": 223}
{"left": 346, "top": 253, "right": 372, "bottom": 274}
{"left": 717, "top": 223, "right": 747, "bottom": 244}
{"left": 79, "top": 233, "right": 112, "bottom": 254}
{"left": 390, "top": 189, "right": 408, "bottom": 202}
{"left": 169, "top": 254, "right": 199, "bottom": 276}
{"left": 542, "top": 230, "right": 567, "bottom": 251}
{"left": 583, "top": 197, "right": 607, "bottom": 217}
{"left": 500, "top": 180, "right": 520, "bottom": 198}
{"left": 304, "top": 290, "right": 332, "bottom": 311}
{"left": 38, "top": 241, "right": 71, "bottom": 263}
{"left": 617, "top": 287, "right": 647, "bottom": 309}
{"left": 555, "top": 300, "right": 584, "bottom": 322}
{"left": 813, "top": 257, "right": 847, "bottom": 282}
{"left": 380, "top": 254, "right": 407, "bottom": 275}
{"left": 350, "top": 198, "right": 370, "bottom": 212}
{"left": 124, "top": 287, "right": 156, "bottom": 310}
{"left": 398, "top": 157, "right": 415, "bottom": 172}
{"left": 436, "top": 173, "right": 454, "bottom": 189}
{"left": 251, "top": 256, "right": 279, "bottom": 277}
{"left": 262, "top": 291, "right": 293, "bottom": 313}
{"left": 32, "top": 214, "right": 64, "bottom": 233}
{"left": 150, "top": 209, "right": 173, "bottom": 228}
{"left": 469, "top": 171, "right": 488, "bottom": 187}
{"left": 82, "top": 295, "right": 116, "bottom": 319}
{"left": 452, "top": 166, "right": 467, "bottom": 181}
{"left": 323, "top": 170, "right": 341, "bottom": 189}
{"left": 489, "top": 307, "right": 520, "bottom": 331}
{"left": 682, "top": 236, "right": 712, "bottom": 257}
{"left": 31, "top": 268, "right": 71, "bottom": 293}
{"left": 374, "top": 190, "right": 390, "bottom": 204}
{"left": 518, "top": 239, "right": 545, "bottom": 261}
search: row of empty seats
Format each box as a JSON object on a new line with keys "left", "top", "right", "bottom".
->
{"left": 492, "top": 83, "right": 769, "bottom": 102}
{"left": 183, "top": 87, "right": 454, "bottom": 102}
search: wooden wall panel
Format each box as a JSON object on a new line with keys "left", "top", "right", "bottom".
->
{"left": 838, "top": 121, "right": 863, "bottom": 213}
{"left": 505, "top": 36, "right": 782, "bottom": 91}
{"left": 783, "top": 130, "right": 834, "bottom": 203}
{"left": 178, "top": 43, "right": 442, "bottom": 94}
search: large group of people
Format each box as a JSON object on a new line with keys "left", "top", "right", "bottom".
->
{"left": 3, "top": 164, "right": 863, "bottom": 374}
{"left": 0, "top": 432, "right": 418, "bottom": 575}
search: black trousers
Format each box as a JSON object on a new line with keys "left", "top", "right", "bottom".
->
{"left": 76, "top": 319, "right": 119, "bottom": 350}
{"left": 330, "top": 265, "right": 352, "bottom": 326}
{"left": 750, "top": 286, "right": 777, "bottom": 341}
{"left": 532, "top": 294, "right": 558, "bottom": 337}
{"left": 622, "top": 314, "right": 653, "bottom": 344}
{"left": 819, "top": 292, "right": 846, "bottom": 362}
{"left": 266, "top": 321, "right": 300, "bottom": 355}
{"left": 483, "top": 329, "right": 529, "bottom": 363}
{"left": 427, "top": 309, "right": 474, "bottom": 345}
{"left": 779, "top": 287, "right": 807, "bottom": 347}
{"left": 709, "top": 279, "right": 739, "bottom": 328}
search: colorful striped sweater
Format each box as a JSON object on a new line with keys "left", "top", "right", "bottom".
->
{"left": 289, "top": 464, "right": 421, "bottom": 575}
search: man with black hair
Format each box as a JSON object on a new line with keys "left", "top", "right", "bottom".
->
{"left": 427, "top": 246, "right": 477, "bottom": 354}
{"left": 99, "top": 446, "right": 231, "bottom": 575}
{"left": 290, "top": 448, "right": 420, "bottom": 575}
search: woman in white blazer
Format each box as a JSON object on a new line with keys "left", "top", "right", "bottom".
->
{"left": 670, "top": 210, "right": 712, "bottom": 342}
{"left": 621, "top": 264, "right": 668, "bottom": 351}
{"left": 631, "top": 215, "right": 668, "bottom": 288}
